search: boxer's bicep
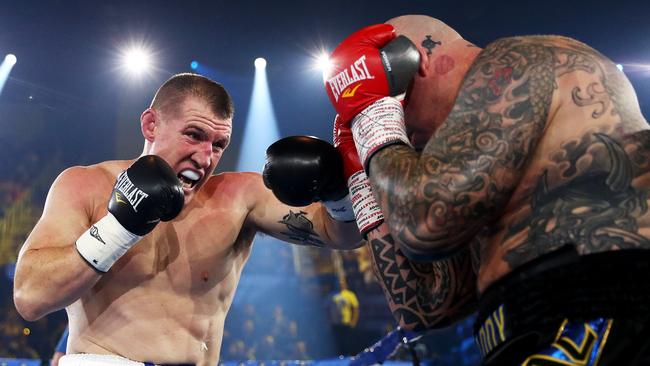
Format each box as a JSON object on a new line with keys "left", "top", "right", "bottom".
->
{"left": 268, "top": 204, "right": 329, "bottom": 247}
{"left": 248, "top": 173, "right": 329, "bottom": 247}
{"left": 370, "top": 36, "right": 557, "bottom": 258}
{"left": 249, "top": 172, "right": 362, "bottom": 248}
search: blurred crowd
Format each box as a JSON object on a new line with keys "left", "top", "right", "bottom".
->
{"left": 222, "top": 304, "right": 310, "bottom": 360}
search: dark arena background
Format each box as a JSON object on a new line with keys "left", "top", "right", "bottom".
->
{"left": 1, "top": 1, "right": 649, "bottom": 365}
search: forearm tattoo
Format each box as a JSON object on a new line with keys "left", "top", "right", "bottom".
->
{"left": 278, "top": 210, "right": 325, "bottom": 246}
{"left": 367, "top": 231, "right": 476, "bottom": 330}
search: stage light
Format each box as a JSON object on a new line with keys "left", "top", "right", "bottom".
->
{"left": 613, "top": 63, "right": 650, "bottom": 75}
{"left": 120, "top": 45, "right": 153, "bottom": 76}
{"left": 0, "top": 53, "right": 18, "bottom": 95}
{"left": 190, "top": 60, "right": 199, "bottom": 70}
{"left": 239, "top": 60, "right": 276, "bottom": 172}
{"left": 230, "top": 56, "right": 338, "bottom": 358}
{"left": 315, "top": 52, "right": 332, "bottom": 81}
{"left": 4, "top": 54, "right": 17, "bottom": 66}
{"left": 254, "top": 57, "right": 267, "bottom": 69}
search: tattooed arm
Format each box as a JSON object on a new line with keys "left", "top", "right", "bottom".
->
{"left": 366, "top": 224, "right": 477, "bottom": 330}
{"left": 245, "top": 172, "right": 363, "bottom": 249}
{"left": 368, "top": 37, "right": 558, "bottom": 260}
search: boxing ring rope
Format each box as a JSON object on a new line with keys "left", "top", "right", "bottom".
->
{"left": 348, "top": 326, "right": 422, "bottom": 366}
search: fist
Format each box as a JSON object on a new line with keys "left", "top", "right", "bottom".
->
{"left": 109, "top": 155, "right": 185, "bottom": 236}
{"left": 324, "top": 24, "right": 420, "bottom": 123}
{"left": 263, "top": 136, "right": 347, "bottom": 207}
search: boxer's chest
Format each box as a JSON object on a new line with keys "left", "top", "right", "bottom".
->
{"left": 104, "top": 196, "right": 255, "bottom": 296}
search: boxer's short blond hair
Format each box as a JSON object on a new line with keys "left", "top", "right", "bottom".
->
{"left": 151, "top": 73, "right": 234, "bottom": 120}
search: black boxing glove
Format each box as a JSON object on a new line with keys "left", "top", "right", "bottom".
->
{"left": 76, "top": 155, "right": 184, "bottom": 272}
{"left": 263, "top": 136, "right": 355, "bottom": 222}
{"left": 108, "top": 156, "right": 184, "bottom": 235}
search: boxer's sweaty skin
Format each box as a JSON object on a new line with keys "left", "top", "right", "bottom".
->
{"left": 65, "top": 166, "right": 254, "bottom": 365}
{"left": 14, "top": 89, "right": 361, "bottom": 365}
{"left": 366, "top": 35, "right": 650, "bottom": 327}
{"left": 18, "top": 164, "right": 359, "bottom": 366}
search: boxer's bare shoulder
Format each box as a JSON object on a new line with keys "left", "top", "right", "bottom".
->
{"left": 62, "top": 160, "right": 139, "bottom": 218}
{"left": 198, "top": 171, "right": 260, "bottom": 207}
{"left": 22, "top": 161, "right": 124, "bottom": 251}
{"left": 54, "top": 160, "right": 131, "bottom": 197}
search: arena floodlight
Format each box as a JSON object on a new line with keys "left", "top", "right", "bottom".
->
{"left": 123, "top": 47, "right": 151, "bottom": 74}
{"left": 254, "top": 57, "right": 267, "bottom": 69}
{"left": 231, "top": 49, "right": 340, "bottom": 359}
{"left": 0, "top": 53, "right": 18, "bottom": 95}
{"left": 119, "top": 44, "right": 154, "bottom": 77}
{"left": 239, "top": 58, "right": 277, "bottom": 172}
{"left": 613, "top": 63, "right": 650, "bottom": 75}
{"left": 5, "top": 54, "right": 17, "bottom": 66}
{"left": 314, "top": 52, "right": 332, "bottom": 81}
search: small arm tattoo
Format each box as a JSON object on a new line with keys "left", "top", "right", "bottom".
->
{"left": 278, "top": 210, "right": 325, "bottom": 246}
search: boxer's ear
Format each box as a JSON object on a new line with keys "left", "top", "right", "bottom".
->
{"left": 140, "top": 108, "right": 157, "bottom": 142}
{"left": 417, "top": 47, "right": 429, "bottom": 77}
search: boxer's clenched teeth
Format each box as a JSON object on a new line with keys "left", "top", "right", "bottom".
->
{"left": 178, "top": 170, "right": 200, "bottom": 189}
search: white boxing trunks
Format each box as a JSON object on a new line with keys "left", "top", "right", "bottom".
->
{"left": 59, "top": 354, "right": 195, "bottom": 366}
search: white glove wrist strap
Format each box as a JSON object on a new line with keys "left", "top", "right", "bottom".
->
{"left": 348, "top": 170, "right": 384, "bottom": 235}
{"left": 75, "top": 213, "right": 142, "bottom": 273}
{"left": 350, "top": 97, "right": 411, "bottom": 172}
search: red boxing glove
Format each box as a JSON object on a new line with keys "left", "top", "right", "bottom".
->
{"left": 333, "top": 116, "right": 384, "bottom": 236}
{"left": 325, "top": 24, "right": 420, "bottom": 172}
{"left": 324, "top": 24, "right": 396, "bottom": 123}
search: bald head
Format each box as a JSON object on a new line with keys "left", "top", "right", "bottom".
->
{"left": 384, "top": 15, "right": 481, "bottom": 147}
{"left": 386, "top": 15, "right": 463, "bottom": 55}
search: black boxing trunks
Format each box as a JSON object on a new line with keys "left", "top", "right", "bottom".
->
{"left": 474, "top": 245, "right": 650, "bottom": 365}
